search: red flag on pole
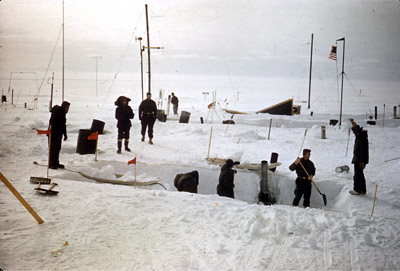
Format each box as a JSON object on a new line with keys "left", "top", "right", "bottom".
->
{"left": 87, "top": 132, "right": 98, "bottom": 140}
{"left": 37, "top": 129, "right": 51, "bottom": 135}
{"left": 128, "top": 157, "right": 137, "bottom": 165}
{"left": 208, "top": 102, "right": 215, "bottom": 109}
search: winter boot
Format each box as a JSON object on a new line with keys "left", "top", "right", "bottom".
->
{"left": 349, "top": 190, "right": 360, "bottom": 195}
{"left": 141, "top": 136, "right": 145, "bottom": 142}
{"left": 149, "top": 138, "right": 153, "bottom": 145}
{"left": 117, "top": 140, "right": 122, "bottom": 154}
{"left": 125, "top": 140, "right": 131, "bottom": 152}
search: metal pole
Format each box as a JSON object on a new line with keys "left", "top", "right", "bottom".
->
{"left": 62, "top": 0, "right": 65, "bottom": 102}
{"left": 338, "top": 37, "right": 345, "bottom": 128}
{"left": 308, "top": 33, "right": 313, "bottom": 109}
{"left": 145, "top": 4, "right": 151, "bottom": 94}
{"left": 50, "top": 72, "right": 54, "bottom": 111}
{"left": 259, "top": 160, "right": 269, "bottom": 204}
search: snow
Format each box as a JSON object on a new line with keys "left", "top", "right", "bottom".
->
{"left": 1, "top": 77, "right": 400, "bottom": 270}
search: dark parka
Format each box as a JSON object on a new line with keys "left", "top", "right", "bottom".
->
{"left": 217, "top": 165, "right": 235, "bottom": 199}
{"left": 48, "top": 101, "right": 70, "bottom": 167}
{"left": 174, "top": 171, "right": 199, "bottom": 193}
{"left": 115, "top": 96, "right": 134, "bottom": 129}
{"left": 352, "top": 130, "right": 369, "bottom": 165}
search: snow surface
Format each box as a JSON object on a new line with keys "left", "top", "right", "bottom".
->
{"left": 1, "top": 78, "right": 400, "bottom": 270}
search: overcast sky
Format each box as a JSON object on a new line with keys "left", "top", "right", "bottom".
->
{"left": 1, "top": 0, "right": 400, "bottom": 85}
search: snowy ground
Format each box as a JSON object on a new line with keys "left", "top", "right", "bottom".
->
{"left": 1, "top": 77, "right": 400, "bottom": 270}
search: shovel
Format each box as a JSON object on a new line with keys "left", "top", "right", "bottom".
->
{"left": 299, "top": 161, "right": 327, "bottom": 206}
{"left": 31, "top": 126, "right": 52, "bottom": 184}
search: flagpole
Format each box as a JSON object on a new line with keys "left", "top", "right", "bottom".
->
{"left": 308, "top": 33, "right": 314, "bottom": 109}
{"left": 337, "top": 37, "right": 345, "bottom": 128}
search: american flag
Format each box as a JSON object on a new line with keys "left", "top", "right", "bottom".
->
{"left": 329, "top": 46, "right": 337, "bottom": 61}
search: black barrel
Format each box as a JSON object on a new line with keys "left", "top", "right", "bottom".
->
{"left": 329, "top": 119, "right": 338, "bottom": 126}
{"left": 156, "top": 110, "right": 166, "bottom": 122}
{"left": 179, "top": 111, "right": 191, "bottom": 123}
{"left": 270, "top": 152, "right": 279, "bottom": 173}
{"left": 90, "top": 119, "right": 105, "bottom": 134}
{"left": 1, "top": 95, "right": 6, "bottom": 103}
{"left": 76, "top": 129, "right": 97, "bottom": 155}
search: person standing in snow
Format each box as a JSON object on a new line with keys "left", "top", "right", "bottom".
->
{"left": 289, "top": 149, "right": 316, "bottom": 208}
{"left": 171, "top": 92, "right": 179, "bottom": 115}
{"left": 48, "top": 101, "right": 70, "bottom": 169}
{"left": 115, "top": 96, "right": 134, "bottom": 154}
{"left": 138, "top": 92, "right": 157, "bottom": 145}
{"left": 217, "top": 159, "right": 238, "bottom": 199}
{"left": 349, "top": 119, "right": 369, "bottom": 195}
{"left": 174, "top": 170, "right": 199, "bottom": 193}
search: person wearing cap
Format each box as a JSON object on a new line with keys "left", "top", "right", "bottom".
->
{"left": 174, "top": 170, "right": 199, "bottom": 193}
{"left": 171, "top": 92, "right": 179, "bottom": 115}
{"left": 115, "top": 96, "right": 134, "bottom": 154}
{"left": 289, "top": 149, "right": 316, "bottom": 207}
{"left": 349, "top": 119, "right": 369, "bottom": 195}
{"left": 48, "top": 101, "right": 70, "bottom": 169}
{"left": 138, "top": 92, "right": 157, "bottom": 144}
{"left": 217, "top": 159, "right": 238, "bottom": 199}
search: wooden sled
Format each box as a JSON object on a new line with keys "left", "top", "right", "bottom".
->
{"left": 35, "top": 183, "right": 59, "bottom": 195}
{"left": 205, "top": 158, "right": 281, "bottom": 171}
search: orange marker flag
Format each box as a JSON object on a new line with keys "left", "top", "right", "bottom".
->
{"left": 128, "top": 157, "right": 137, "bottom": 165}
{"left": 37, "top": 129, "right": 51, "bottom": 135}
{"left": 87, "top": 131, "right": 98, "bottom": 140}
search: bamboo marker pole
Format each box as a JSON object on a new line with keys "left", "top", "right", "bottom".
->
{"left": 268, "top": 118, "right": 272, "bottom": 140}
{"left": 207, "top": 126, "right": 213, "bottom": 159}
{"left": 47, "top": 125, "right": 52, "bottom": 178}
{"left": 383, "top": 104, "right": 386, "bottom": 128}
{"left": 371, "top": 184, "right": 378, "bottom": 217}
{"left": 0, "top": 172, "right": 44, "bottom": 224}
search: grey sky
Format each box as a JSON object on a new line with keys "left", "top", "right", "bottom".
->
{"left": 1, "top": 0, "right": 399, "bottom": 84}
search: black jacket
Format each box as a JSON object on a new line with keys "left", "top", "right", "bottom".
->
{"left": 174, "top": 171, "right": 199, "bottom": 193}
{"left": 115, "top": 106, "right": 134, "bottom": 129}
{"left": 49, "top": 105, "right": 67, "bottom": 136}
{"left": 289, "top": 158, "right": 316, "bottom": 178}
{"left": 217, "top": 165, "right": 235, "bottom": 198}
{"left": 139, "top": 99, "right": 157, "bottom": 121}
{"left": 352, "top": 130, "right": 369, "bottom": 164}
{"left": 171, "top": 96, "right": 179, "bottom": 105}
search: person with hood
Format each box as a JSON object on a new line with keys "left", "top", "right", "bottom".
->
{"left": 115, "top": 96, "right": 134, "bottom": 154}
{"left": 171, "top": 92, "right": 179, "bottom": 115}
{"left": 289, "top": 149, "right": 316, "bottom": 208}
{"left": 349, "top": 119, "right": 369, "bottom": 195}
{"left": 217, "top": 159, "right": 238, "bottom": 199}
{"left": 49, "top": 101, "right": 70, "bottom": 169}
{"left": 138, "top": 92, "right": 157, "bottom": 144}
{"left": 174, "top": 170, "right": 199, "bottom": 193}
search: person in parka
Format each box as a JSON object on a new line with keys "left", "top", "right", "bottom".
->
{"left": 171, "top": 92, "right": 179, "bottom": 115}
{"left": 217, "top": 159, "right": 237, "bottom": 199}
{"left": 138, "top": 92, "right": 157, "bottom": 144}
{"left": 115, "top": 96, "right": 134, "bottom": 153}
{"left": 349, "top": 119, "right": 369, "bottom": 195}
{"left": 49, "top": 101, "right": 70, "bottom": 169}
{"left": 289, "top": 149, "right": 316, "bottom": 208}
{"left": 174, "top": 171, "right": 199, "bottom": 193}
